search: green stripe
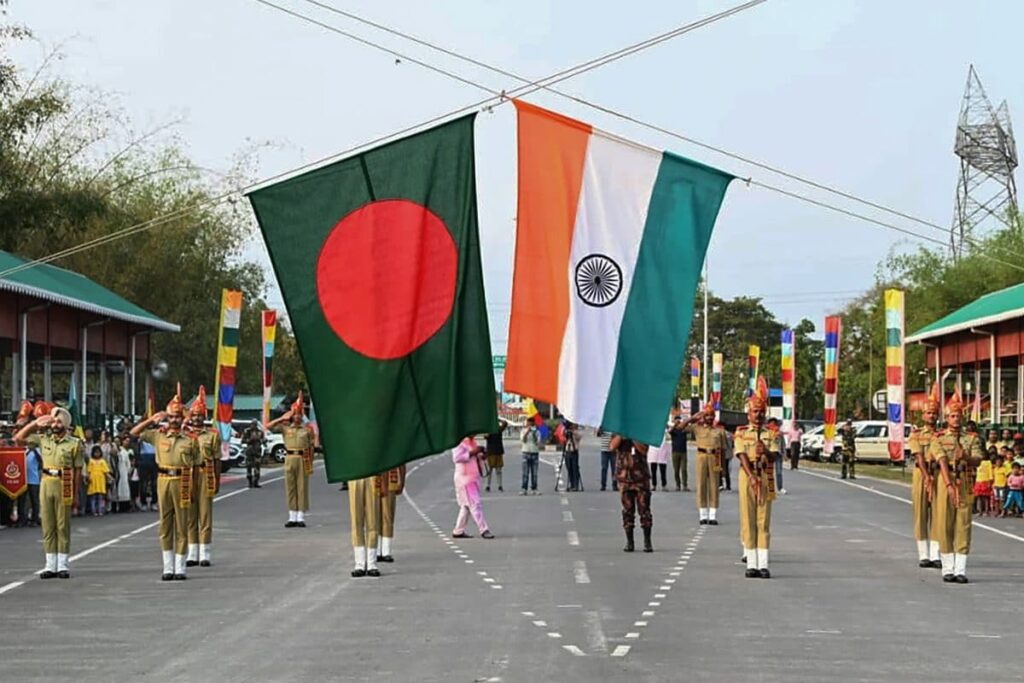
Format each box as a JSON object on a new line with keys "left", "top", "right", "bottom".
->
{"left": 602, "top": 152, "right": 732, "bottom": 444}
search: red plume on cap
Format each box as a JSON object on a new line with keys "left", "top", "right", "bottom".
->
{"left": 746, "top": 376, "right": 769, "bottom": 411}
{"left": 32, "top": 401, "right": 53, "bottom": 419}
{"left": 190, "top": 385, "right": 208, "bottom": 417}
{"left": 17, "top": 400, "right": 33, "bottom": 421}
{"left": 923, "top": 382, "right": 941, "bottom": 413}
{"left": 946, "top": 387, "right": 964, "bottom": 415}
{"left": 166, "top": 382, "right": 184, "bottom": 416}
{"left": 291, "top": 390, "right": 305, "bottom": 415}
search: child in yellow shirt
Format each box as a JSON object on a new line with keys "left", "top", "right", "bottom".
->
{"left": 993, "top": 452, "right": 1012, "bottom": 511}
{"left": 973, "top": 450, "right": 994, "bottom": 516}
{"left": 86, "top": 446, "right": 111, "bottom": 517}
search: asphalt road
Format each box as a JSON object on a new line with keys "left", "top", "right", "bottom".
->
{"left": 2, "top": 441, "right": 1023, "bottom": 682}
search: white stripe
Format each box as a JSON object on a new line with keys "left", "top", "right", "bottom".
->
{"left": 557, "top": 133, "right": 662, "bottom": 427}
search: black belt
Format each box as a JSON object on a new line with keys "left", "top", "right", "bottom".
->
{"left": 697, "top": 448, "right": 721, "bottom": 454}
{"left": 286, "top": 449, "right": 307, "bottom": 455}
{"left": 158, "top": 467, "right": 183, "bottom": 477}
{"left": 43, "top": 468, "right": 64, "bottom": 477}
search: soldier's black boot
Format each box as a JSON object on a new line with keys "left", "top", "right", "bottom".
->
{"left": 849, "top": 464, "right": 856, "bottom": 480}
{"left": 247, "top": 475, "right": 253, "bottom": 488}
{"left": 623, "top": 528, "right": 635, "bottom": 552}
{"left": 253, "top": 473, "right": 262, "bottom": 488}
{"left": 642, "top": 527, "right": 653, "bottom": 553}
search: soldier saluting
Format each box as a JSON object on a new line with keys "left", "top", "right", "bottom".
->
{"left": 15, "top": 402, "right": 82, "bottom": 579}
{"left": 186, "top": 386, "right": 221, "bottom": 568}
{"left": 131, "top": 385, "right": 200, "bottom": 581}
{"left": 928, "top": 390, "right": 984, "bottom": 583}
{"left": 677, "top": 403, "right": 727, "bottom": 526}
{"left": 266, "top": 390, "right": 317, "bottom": 528}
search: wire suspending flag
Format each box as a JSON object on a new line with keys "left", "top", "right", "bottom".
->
{"left": 215, "top": 289, "right": 243, "bottom": 458}
{"left": 747, "top": 345, "right": 760, "bottom": 398}
{"left": 823, "top": 316, "right": 842, "bottom": 456}
{"left": 884, "top": 290, "right": 905, "bottom": 462}
{"left": 261, "top": 310, "right": 277, "bottom": 426}
{"left": 780, "top": 329, "right": 795, "bottom": 433}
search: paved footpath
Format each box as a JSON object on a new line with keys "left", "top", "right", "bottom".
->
{"left": 2, "top": 442, "right": 1023, "bottom": 682}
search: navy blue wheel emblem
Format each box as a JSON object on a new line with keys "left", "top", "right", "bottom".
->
{"left": 575, "top": 254, "right": 622, "bottom": 307}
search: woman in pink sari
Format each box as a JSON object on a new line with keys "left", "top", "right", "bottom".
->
{"left": 452, "top": 437, "right": 494, "bottom": 539}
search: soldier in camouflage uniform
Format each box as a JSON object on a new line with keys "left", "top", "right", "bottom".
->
{"left": 839, "top": 419, "right": 857, "bottom": 480}
{"left": 612, "top": 435, "right": 652, "bottom": 553}
{"left": 242, "top": 420, "right": 264, "bottom": 488}
{"left": 928, "top": 390, "right": 984, "bottom": 583}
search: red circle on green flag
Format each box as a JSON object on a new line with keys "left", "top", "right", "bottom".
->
{"left": 316, "top": 199, "right": 457, "bottom": 360}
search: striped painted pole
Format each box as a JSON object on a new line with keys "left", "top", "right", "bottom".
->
{"left": 712, "top": 352, "right": 723, "bottom": 420}
{"left": 884, "top": 290, "right": 905, "bottom": 462}
{"left": 747, "top": 345, "right": 760, "bottom": 397}
{"left": 781, "top": 329, "right": 796, "bottom": 433}
{"left": 261, "top": 310, "right": 277, "bottom": 426}
{"left": 690, "top": 358, "right": 701, "bottom": 400}
{"left": 214, "top": 289, "right": 243, "bottom": 458}
{"left": 823, "top": 316, "right": 842, "bottom": 456}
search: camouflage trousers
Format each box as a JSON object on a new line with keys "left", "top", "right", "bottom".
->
{"left": 621, "top": 489, "right": 652, "bottom": 530}
{"left": 841, "top": 452, "right": 856, "bottom": 478}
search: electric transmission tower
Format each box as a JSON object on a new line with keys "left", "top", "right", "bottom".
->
{"left": 951, "top": 65, "right": 1019, "bottom": 257}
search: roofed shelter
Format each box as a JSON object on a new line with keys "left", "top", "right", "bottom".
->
{"left": 906, "top": 282, "right": 1024, "bottom": 424}
{"left": 0, "top": 250, "right": 179, "bottom": 423}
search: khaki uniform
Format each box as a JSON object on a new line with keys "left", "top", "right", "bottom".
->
{"left": 686, "top": 423, "right": 727, "bottom": 521}
{"left": 735, "top": 425, "right": 778, "bottom": 571}
{"left": 349, "top": 476, "right": 382, "bottom": 573}
{"left": 141, "top": 429, "right": 200, "bottom": 557}
{"left": 26, "top": 433, "right": 83, "bottom": 569}
{"left": 908, "top": 425, "right": 938, "bottom": 562}
{"left": 272, "top": 424, "right": 314, "bottom": 516}
{"left": 929, "top": 429, "right": 983, "bottom": 576}
{"left": 188, "top": 428, "right": 221, "bottom": 562}
{"left": 375, "top": 466, "right": 406, "bottom": 542}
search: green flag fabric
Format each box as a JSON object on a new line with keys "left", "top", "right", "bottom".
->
{"left": 248, "top": 115, "right": 497, "bottom": 482}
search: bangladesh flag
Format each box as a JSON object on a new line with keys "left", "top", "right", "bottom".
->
{"left": 248, "top": 115, "right": 497, "bottom": 482}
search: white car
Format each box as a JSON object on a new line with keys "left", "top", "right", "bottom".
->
{"left": 802, "top": 421, "right": 912, "bottom": 463}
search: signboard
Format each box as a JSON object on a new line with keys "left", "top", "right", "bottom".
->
{"left": 873, "top": 389, "right": 887, "bottom": 414}
{"left": 0, "top": 446, "right": 27, "bottom": 500}
{"left": 492, "top": 355, "right": 506, "bottom": 370}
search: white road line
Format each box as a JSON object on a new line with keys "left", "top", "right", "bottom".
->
{"left": 547, "top": 632, "right": 562, "bottom": 639}
{"left": 0, "top": 581, "right": 25, "bottom": 595}
{"left": 522, "top": 611, "right": 535, "bottom": 617}
{"left": 611, "top": 646, "right": 631, "bottom": 657}
{"left": 634, "top": 621, "right": 648, "bottom": 627}
{"left": 573, "top": 560, "right": 591, "bottom": 584}
{"left": 562, "top": 645, "right": 587, "bottom": 657}
{"left": 491, "top": 585, "right": 502, "bottom": 590}
{"left": 968, "top": 634, "right": 1001, "bottom": 639}
{"left": 805, "top": 629, "right": 842, "bottom": 635}
{"left": 533, "top": 620, "right": 547, "bottom": 627}
{"left": 801, "top": 469, "right": 1024, "bottom": 544}
{"left": 648, "top": 601, "right": 661, "bottom": 607}
{"left": 584, "top": 610, "right": 608, "bottom": 653}
{"left": 560, "top": 497, "right": 569, "bottom": 506}
{"left": 642, "top": 610, "right": 655, "bottom": 617}
{"left": 483, "top": 577, "right": 495, "bottom": 583}
{"left": 567, "top": 531, "right": 580, "bottom": 546}
{"left": 2, "top": 468, "right": 299, "bottom": 594}
{"left": 562, "top": 511, "right": 574, "bottom": 522}
{"left": 625, "top": 632, "right": 639, "bottom": 639}
{"left": 654, "top": 593, "right": 666, "bottom": 599}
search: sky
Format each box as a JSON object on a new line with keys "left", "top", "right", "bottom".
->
{"left": 8, "top": 0, "right": 1023, "bottom": 354}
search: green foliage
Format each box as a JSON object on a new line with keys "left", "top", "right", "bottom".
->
{"left": 0, "top": 28, "right": 307, "bottom": 405}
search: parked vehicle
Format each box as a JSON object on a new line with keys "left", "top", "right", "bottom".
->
{"left": 802, "top": 421, "right": 912, "bottom": 463}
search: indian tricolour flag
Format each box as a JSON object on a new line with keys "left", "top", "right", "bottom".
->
{"left": 505, "top": 101, "right": 734, "bottom": 445}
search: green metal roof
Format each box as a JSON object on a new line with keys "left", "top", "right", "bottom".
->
{"left": 203, "top": 394, "right": 286, "bottom": 412}
{"left": 0, "top": 251, "right": 179, "bottom": 332}
{"left": 906, "top": 281, "right": 1024, "bottom": 343}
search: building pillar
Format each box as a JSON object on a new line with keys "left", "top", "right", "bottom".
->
{"left": 43, "top": 348, "right": 52, "bottom": 402}
{"left": 11, "top": 351, "right": 18, "bottom": 410}
{"left": 99, "top": 358, "right": 107, "bottom": 415}
{"left": 81, "top": 327, "right": 88, "bottom": 422}
{"left": 129, "top": 334, "right": 137, "bottom": 416}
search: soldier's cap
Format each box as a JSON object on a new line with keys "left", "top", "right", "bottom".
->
{"left": 17, "top": 400, "right": 33, "bottom": 421}
{"left": 1015, "top": 433, "right": 1024, "bottom": 440}
{"left": 166, "top": 382, "right": 185, "bottom": 417}
{"left": 189, "top": 385, "right": 208, "bottom": 417}
{"left": 50, "top": 406, "right": 72, "bottom": 429}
